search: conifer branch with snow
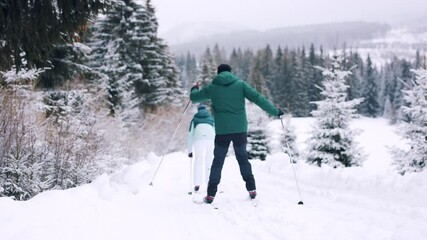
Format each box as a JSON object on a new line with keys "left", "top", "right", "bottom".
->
{"left": 391, "top": 69, "right": 427, "bottom": 175}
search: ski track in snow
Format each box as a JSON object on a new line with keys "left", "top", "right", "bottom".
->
{"left": 1, "top": 118, "right": 427, "bottom": 240}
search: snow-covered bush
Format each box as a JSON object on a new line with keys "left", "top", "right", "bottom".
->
{"left": 41, "top": 90, "right": 113, "bottom": 189}
{"left": 391, "top": 69, "right": 427, "bottom": 175}
{"left": 0, "top": 68, "right": 46, "bottom": 200}
{"left": 0, "top": 73, "right": 121, "bottom": 199}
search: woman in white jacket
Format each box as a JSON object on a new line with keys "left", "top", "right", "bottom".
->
{"left": 187, "top": 104, "right": 215, "bottom": 192}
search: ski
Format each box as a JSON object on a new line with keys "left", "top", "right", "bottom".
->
{"left": 193, "top": 200, "right": 219, "bottom": 209}
{"left": 251, "top": 199, "right": 258, "bottom": 207}
{"left": 192, "top": 199, "right": 203, "bottom": 204}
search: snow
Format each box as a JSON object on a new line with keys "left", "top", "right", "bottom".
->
{"left": 1, "top": 117, "right": 427, "bottom": 240}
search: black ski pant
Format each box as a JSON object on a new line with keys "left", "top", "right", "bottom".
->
{"left": 207, "top": 132, "right": 256, "bottom": 197}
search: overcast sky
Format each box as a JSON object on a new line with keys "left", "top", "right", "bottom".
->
{"left": 150, "top": 0, "right": 427, "bottom": 33}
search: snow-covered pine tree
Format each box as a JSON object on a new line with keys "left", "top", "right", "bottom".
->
{"left": 291, "top": 47, "right": 311, "bottom": 117}
{"left": 87, "top": 0, "right": 181, "bottom": 118}
{"left": 307, "top": 55, "right": 364, "bottom": 167}
{"left": 259, "top": 45, "right": 274, "bottom": 83}
{"left": 176, "top": 52, "right": 197, "bottom": 91}
{"left": 197, "top": 47, "right": 217, "bottom": 87}
{"left": 247, "top": 102, "right": 270, "bottom": 161}
{"left": 140, "top": 0, "right": 182, "bottom": 108}
{"left": 307, "top": 44, "right": 324, "bottom": 112}
{"left": 248, "top": 51, "right": 271, "bottom": 98}
{"left": 0, "top": 67, "right": 47, "bottom": 200}
{"left": 391, "top": 69, "right": 427, "bottom": 175}
{"left": 360, "top": 55, "right": 380, "bottom": 117}
{"left": 391, "top": 60, "right": 412, "bottom": 122}
{"left": 212, "top": 43, "right": 226, "bottom": 66}
{"left": 345, "top": 51, "right": 363, "bottom": 102}
{"left": 42, "top": 90, "right": 107, "bottom": 190}
{"left": 86, "top": 1, "right": 140, "bottom": 121}
{"left": 382, "top": 58, "right": 402, "bottom": 122}
{"left": 279, "top": 114, "right": 299, "bottom": 162}
{"left": 229, "top": 48, "right": 247, "bottom": 80}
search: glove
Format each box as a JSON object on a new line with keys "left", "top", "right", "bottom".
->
{"left": 188, "top": 152, "right": 193, "bottom": 158}
{"left": 190, "top": 84, "right": 199, "bottom": 92}
{"left": 278, "top": 108, "right": 284, "bottom": 117}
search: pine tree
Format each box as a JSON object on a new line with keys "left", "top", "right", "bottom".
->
{"left": 259, "top": 45, "right": 274, "bottom": 81}
{"left": 291, "top": 47, "right": 311, "bottom": 117}
{"left": 279, "top": 115, "right": 299, "bottom": 161}
{"left": 307, "top": 55, "right": 363, "bottom": 167}
{"left": 276, "top": 47, "right": 293, "bottom": 111}
{"left": 197, "top": 47, "right": 216, "bottom": 87}
{"left": 86, "top": 1, "right": 137, "bottom": 118}
{"left": 268, "top": 46, "right": 283, "bottom": 104}
{"left": 391, "top": 69, "right": 427, "bottom": 175}
{"left": 0, "top": 85, "right": 45, "bottom": 200}
{"left": 176, "top": 52, "right": 197, "bottom": 91}
{"left": 139, "top": 0, "right": 182, "bottom": 108}
{"left": 0, "top": 0, "right": 109, "bottom": 71}
{"left": 229, "top": 48, "right": 245, "bottom": 79}
{"left": 307, "top": 44, "right": 323, "bottom": 111}
{"left": 360, "top": 55, "right": 380, "bottom": 117}
{"left": 393, "top": 60, "right": 412, "bottom": 121}
{"left": 247, "top": 103, "right": 270, "bottom": 161}
{"left": 383, "top": 57, "right": 403, "bottom": 122}
{"left": 241, "top": 49, "right": 254, "bottom": 81}
{"left": 345, "top": 51, "right": 363, "bottom": 102}
{"left": 248, "top": 51, "right": 270, "bottom": 98}
{"left": 87, "top": 0, "right": 181, "bottom": 117}
{"left": 212, "top": 43, "right": 226, "bottom": 66}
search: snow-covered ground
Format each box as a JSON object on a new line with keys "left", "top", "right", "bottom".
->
{"left": 1, "top": 117, "right": 426, "bottom": 240}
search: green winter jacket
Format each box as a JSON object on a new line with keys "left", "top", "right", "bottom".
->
{"left": 190, "top": 71, "right": 279, "bottom": 135}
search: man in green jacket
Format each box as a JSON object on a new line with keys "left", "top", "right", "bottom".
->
{"left": 190, "top": 64, "right": 284, "bottom": 204}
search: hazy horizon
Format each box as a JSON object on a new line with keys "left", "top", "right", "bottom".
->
{"left": 150, "top": 0, "right": 427, "bottom": 34}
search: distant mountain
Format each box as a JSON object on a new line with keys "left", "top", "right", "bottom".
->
{"left": 159, "top": 21, "right": 253, "bottom": 45}
{"left": 167, "top": 21, "right": 391, "bottom": 57}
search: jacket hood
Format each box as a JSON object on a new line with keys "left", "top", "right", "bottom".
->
{"left": 212, "top": 72, "right": 239, "bottom": 86}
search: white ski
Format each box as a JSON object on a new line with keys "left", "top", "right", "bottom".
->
{"left": 251, "top": 199, "right": 258, "bottom": 207}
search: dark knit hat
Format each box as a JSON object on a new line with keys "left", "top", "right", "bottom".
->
{"left": 217, "top": 64, "right": 232, "bottom": 74}
{"left": 197, "top": 104, "right": 207, "bottom": 111}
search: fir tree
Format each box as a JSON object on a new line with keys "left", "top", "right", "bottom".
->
{"left": 345, "top": 51, "right": 363, "bottom": 102}
{"left": 248, "top": 51, "right": 270, "bottom": 98}
{"left": 87, "top": 0, "right": 181, "bottom": 117}
{"left": 383, "top": 57, "right": 402, "bottom": 122}
{"left": 241, "top": 49, "right": 254, "bottom": 81}
{"left": 197, "top": 47, "right": 216, "bottom": 87}
{"left": 268, "top": 46, "right": 284, "bottom": 105}
{"left": 247, "top": 103, "right": 270, "bottom": 161}
{"left": 140, "top": 0, "right": 182, "bottom": 108}
{"left": 212, "top": 43, "right": 226, "bottom": 66}
{"left": 393, "top": 60, "right": 412, "bottom": 121}
{"left": 307, "top": 55, "right": 363, "bottom": 167}
{"left": 229, "top": 48, "right": 245, "bottom": 79}
{"left": 307, "top": 44, "right": 323, "bottom": 111}
{"left": 279, "top": 115, "right": 299, "bottom": 161}
{"left": 360, "top": 55, "right": 380, "bottom": 117}
{"left": 291, "top": 47, "right": 311, "bottom": 117}
{"left": 259, "top": 45, "right": 274, "bottom": 81}
{"left": 391, "top": 69, "right": 427, "bottom": 175}
{"left": 0, "top": 0, "right": 110, "bottom": 71}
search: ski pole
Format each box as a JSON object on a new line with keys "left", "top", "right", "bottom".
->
{"left": 149, "top": 99, "right": 192, "bottom": 186}
{"left": 188, "top": 156, "right": 193, "bottom": 195}
{"left": 280, "top": 117, "right": 304, "bottom": 205}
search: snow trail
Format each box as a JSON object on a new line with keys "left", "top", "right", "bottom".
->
{"left": 1, "top": 118, "right": 426, "bottom": 240}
